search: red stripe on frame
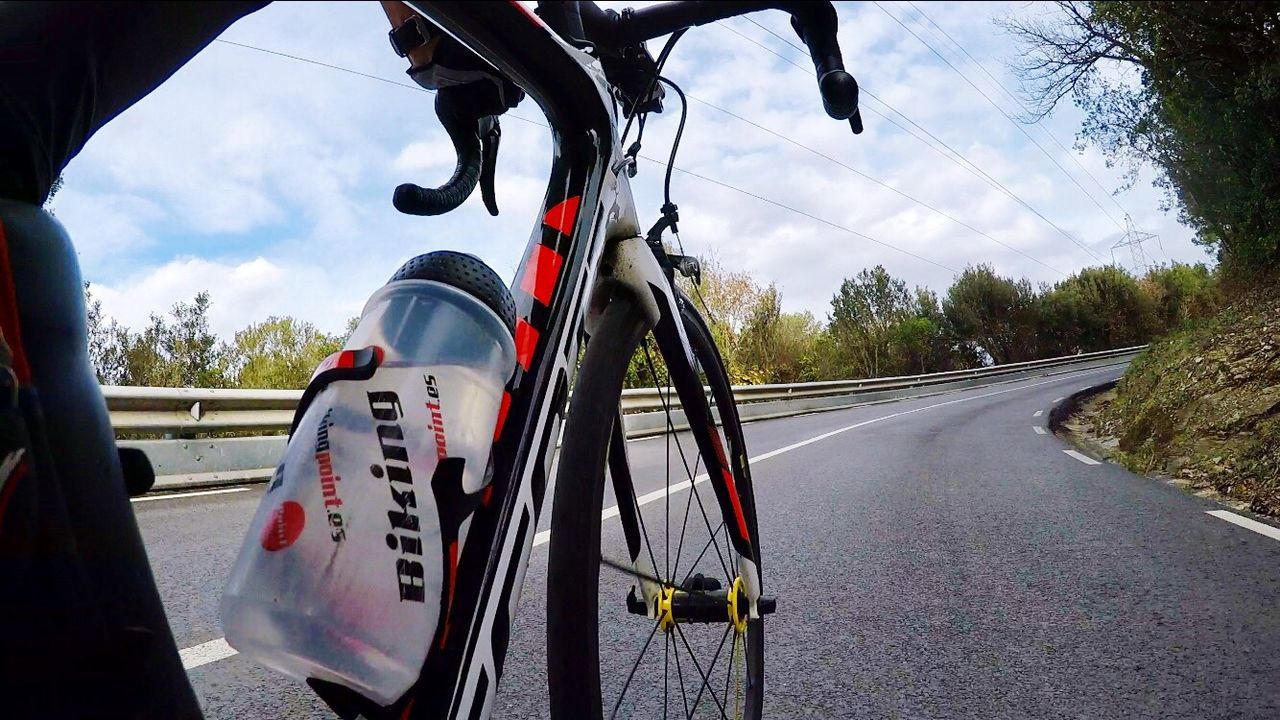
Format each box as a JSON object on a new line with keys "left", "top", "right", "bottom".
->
{"left": 708, "top": 428, "right": 751, "bottom": 543}
{"left": 721, "top": 467, "right": 751, "bottom": 542}
{"left": 519, "top": 244, "right": 564, "bottom": 306}
{"left": 508, "top": 0, "right": 548, "bottom": 27}
{"left": 0, "top": 220, "right": 31, "bottom": 383}
{"left": 542, "top": 196, "right": 581, "bottom": 236}
{"left": 514, "top": 319, "right": 538, "bottom": 372}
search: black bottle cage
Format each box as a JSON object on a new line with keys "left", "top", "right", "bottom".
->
{"left": 287, "top": 346, "right": 384, "bottom": 439}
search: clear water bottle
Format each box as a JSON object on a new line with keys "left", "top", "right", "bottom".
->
{"left": 221, "top": 252, "right": 516, "bottom": 706}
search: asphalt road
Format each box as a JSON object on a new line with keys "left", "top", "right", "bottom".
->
{"left": 133, "top": 365, "right": 1280, "bottom": 719}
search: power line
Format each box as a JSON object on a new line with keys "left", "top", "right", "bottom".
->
{"left": 727, "top": 20, "right": 1040, "bottom": 211}
{"left": 730, "top": 17, "right": 1108, "bottom": 265}
{"left": 902, "top": 0, "right": 1131, "bottom": 220}
{"left": 872, "top": 1, "right": 1123, "bottom": 240}
{"left": 212, "top": 39, "right": 552, "bottom": 129}
{"left": 212, "top": 37, "right": 958, "bottom": 273}
{"left": 724, "top": 20, "right": 1012, "bottom": 194}
{"left": 680, "top": 92, "right": 1068, "bottom": 276}
{"left": 640, "top": 155, "right": 958, "bottom": 272}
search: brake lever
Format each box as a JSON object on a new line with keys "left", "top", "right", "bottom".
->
{"left": 479, "top": 116, "right": 500, "bottom": 216}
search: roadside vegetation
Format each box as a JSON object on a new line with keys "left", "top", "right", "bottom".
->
{"left": 1008, "top": 1, "right": 1279, "bottom": 512}
{"left": 86, "top": 257, "right": 1217, "bottom": 392}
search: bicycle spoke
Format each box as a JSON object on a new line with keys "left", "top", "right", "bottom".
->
{"left": 669, "top": 453, "right": 701, "bottom": 583}
{"left": 679, "top": 521, "right": 726, "bottom": 589}
{"left": 723, "top": 628, "right": 737, "bottom": 715}
{"left": 665, "top": 382, "right": 671, "bottom": 581}
{"left": 641, "top": 341, "right": 672, "bottom": 580}
{"left": 654, "top": 395, "right": 730, "bottom": 580}
{"left": 688, "top": 625, "right": 733, "bottom": 715}
{"left": 664, "top": 634, "right": 670, "bottom": 720}
{"left": 685, "top": 473, "right": 733, "bottom": 582}
{"left": 673, "top": 623, "right": 731, "bottom": 720}
{"left": 660, "top": 409, "right": 731, "bottom": 580}
{"left": 671, "top": 628, "right": 691, "bottom": 719}
{"left": 610, "top": 618, "right": 663, "bottom": 720}
{"left": 680, "top": 368, "right": 710, "bottom": 580}
{"left": 641, "top": 341, "right": 729, "bottom": 582}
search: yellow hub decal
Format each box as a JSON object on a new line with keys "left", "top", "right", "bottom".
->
{"left": 727, "top": 576, "right": 749, "bottom": 634}
{"left": 656, "top": 585, "right": 677, "bottom": 633}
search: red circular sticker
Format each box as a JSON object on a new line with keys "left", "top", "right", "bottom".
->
{"left": 260, "top": 501, "right": 305, "bottom": 551}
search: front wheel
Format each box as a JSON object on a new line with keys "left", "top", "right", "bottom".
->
{"left": 547, "top": 291, "right": 765, "bottom": 720}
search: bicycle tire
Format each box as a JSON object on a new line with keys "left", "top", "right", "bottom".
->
{"left": 547, "top": 291, "right": 765, "bottom": 719}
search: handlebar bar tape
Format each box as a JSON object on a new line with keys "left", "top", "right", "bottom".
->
{"left": 393, "top": 86, "right": 490, "bottom": 216}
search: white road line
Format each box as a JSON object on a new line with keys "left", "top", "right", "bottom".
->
{"left": 1033, "top": 410, "right": 1044, "bottom": 417}
{"left": 1063, "top": 449, "right": 1101, "bottom": 465}
{"left": 1033, "top": 426, "right": 1047, "bottom": 435}
{"left": 538, "top": 367, "right": 1114, "bottom": 547}
{"left": 1206, "top": 510, "right": 1280, "bottom": 542}
{"left": 181, "top": 365, "right": 1114, "bottom": 670}
{"left": 1053, "top": 397, "right": 1064, "bottom": 403}
{"left": 132, "top": 487, "right": 253, "bottom": 503}
{"left": 180, "top": 637, "right": 238, "bottom": 670}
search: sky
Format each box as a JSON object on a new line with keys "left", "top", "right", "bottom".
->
{"left": 56, "top": 1, "right": 1212, "bottom": 341}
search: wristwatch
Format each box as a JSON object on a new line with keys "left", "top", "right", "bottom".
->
{"left": 389, "top": 15, "right": 433, "bottom": 58}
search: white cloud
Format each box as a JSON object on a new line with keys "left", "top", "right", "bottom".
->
{"left": 52, "top": 189, "right": 166, "bottom": 268}
{"left": 61, "top": 0, "right": 1211, "bottom": 348}
{"left": 92, "top": 256, "right": 370, "bottom": 339}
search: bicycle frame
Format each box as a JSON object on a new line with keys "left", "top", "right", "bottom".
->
{"left": 348, "top": 3, "right": 763, "bottom": 719}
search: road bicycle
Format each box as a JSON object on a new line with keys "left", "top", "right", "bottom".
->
{"left": 0, "top": 0, "right": 857, "bottom": 716}
{"left": 308, "top": 2, "right": 863, "bottom": 719}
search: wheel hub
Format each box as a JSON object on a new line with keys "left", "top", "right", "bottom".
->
{"left": 625, "top": 573, "right": 776, "bottom": 632}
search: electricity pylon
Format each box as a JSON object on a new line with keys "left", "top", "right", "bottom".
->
{"left": 1111, "top": 215, "right": 1159, "bottom": 274}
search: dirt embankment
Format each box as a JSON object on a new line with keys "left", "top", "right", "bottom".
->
{"left": 1063, "top": 283, "right": 1280, "bottom": 516}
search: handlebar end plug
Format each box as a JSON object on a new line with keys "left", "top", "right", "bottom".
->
{"left": 393, "top": 183, "right": 427, "bottom": 216}
{"left": 849, "top": 111, "right": 864, "bottom": 135}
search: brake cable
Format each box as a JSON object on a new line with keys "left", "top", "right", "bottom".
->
{"left": 620, "top": 27, "right": 687, "bottom": 146}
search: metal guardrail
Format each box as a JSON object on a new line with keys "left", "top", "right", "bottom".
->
{"left": 105, "top": 386, "right": 301, "bottom": 433}
{"left": 109, "top": 346, "right": 1145, "bottom": 433}
{"left": 113, "top": 345, "right": 1144, "bottom": 492}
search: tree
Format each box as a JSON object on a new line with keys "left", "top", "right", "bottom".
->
{"left": 1141, "top": 262, "right": 1218, "bottom": 329}
{"left": 1039, "top": 265, "right": 1159, "bottom": 353}
{"left": 82, "top": 285, "right": 229, "bottom": 387}
{"left": 223, "top": 316, "right": 345, "bottom": 389}
{"left": 680, "top": 256, "right": 773, "bottom": 382}
{"left": 828, "top": 266, "right": 914, "bottom": 377}
{"left": 85, "top": 282, "right": 130, "bottom": 384}
{"left": 164, "top": 292, "right": 226, "bottom": 388}
{"left": 905, "top": 287, "right": 980, "bottom": 374}
{"left": 42, "top": 174, "right": 65, "bottom": 215}
{"left": 1004, "top": 2, "right": 1280, "bottom": 271}
{"left": 943, "top": 264, "right": 1040, "bottom": 364}
{"left": 738, "top": 285, "right": 824, "bottom": 383}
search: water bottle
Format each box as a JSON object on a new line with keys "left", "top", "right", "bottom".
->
{"left": 221, "top": 252, "right": 516, "bottom": 706}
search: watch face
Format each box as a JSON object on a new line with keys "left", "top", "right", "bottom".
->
{"left": 390, "top": 18, "right": 428, "bottom": 58}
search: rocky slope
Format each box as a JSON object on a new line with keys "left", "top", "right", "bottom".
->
{"left": 1088, "top": 283, "right": 1279, "bottom": 515}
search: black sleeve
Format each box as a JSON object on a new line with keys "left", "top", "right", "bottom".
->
{"left": 0, "top": 1, "right": 269, "bottom": 205}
